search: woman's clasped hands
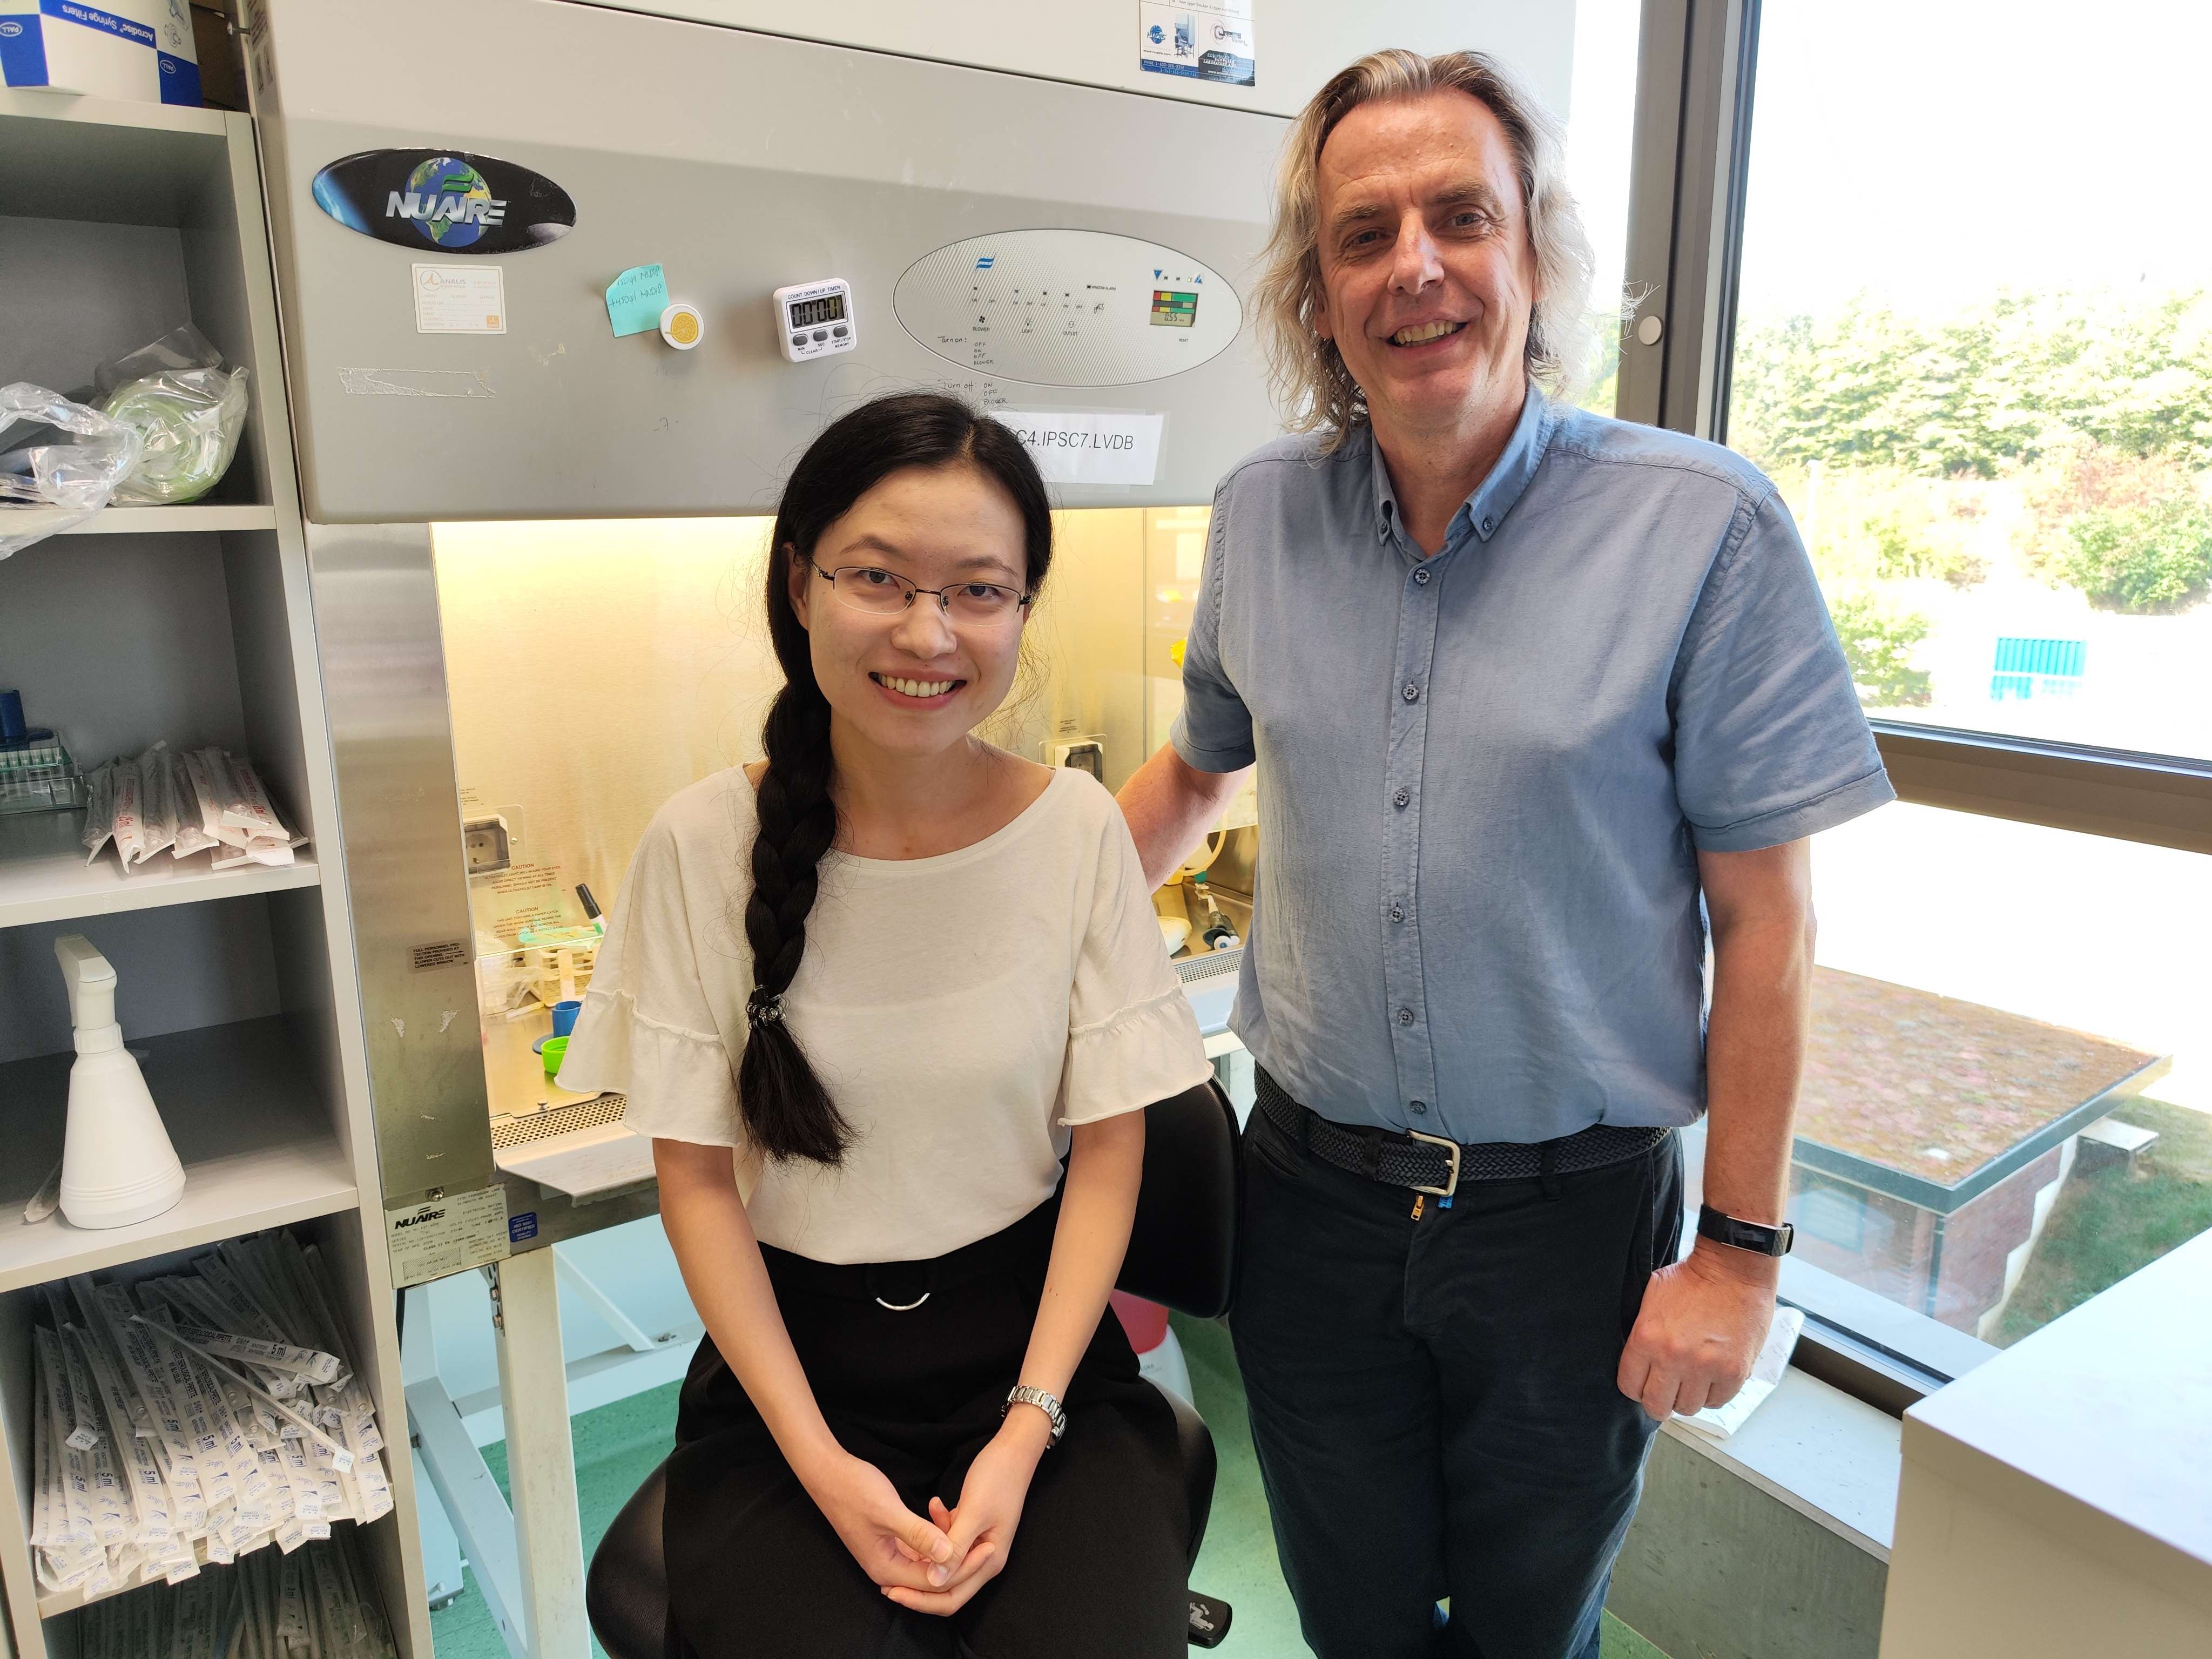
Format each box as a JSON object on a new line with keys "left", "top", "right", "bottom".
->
{"left": 803, "top": 1408, "right": 1053, "bottom": 1616}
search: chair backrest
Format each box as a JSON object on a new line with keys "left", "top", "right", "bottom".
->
{"left": 1115, "top": 1080, "right": 1240, "bottom": 1320}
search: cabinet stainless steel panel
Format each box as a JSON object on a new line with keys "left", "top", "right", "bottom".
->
{"left": 254, "top": 0, "right": 1286, "bottom": 520}
{"left": 896, "top": 230, "right": 1243, "bottom": 386}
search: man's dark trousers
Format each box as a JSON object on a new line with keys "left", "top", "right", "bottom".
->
{"left": 1231, "top": 1087, "right": 1684, "bottom": 1658}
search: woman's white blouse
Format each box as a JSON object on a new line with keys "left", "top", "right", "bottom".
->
{"left": 558, "top": 766, "right": 1212, "bottom": 1264}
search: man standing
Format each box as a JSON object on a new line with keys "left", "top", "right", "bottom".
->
{"left": 1117, "top": 49, "right": 1894, "bottom": 1659}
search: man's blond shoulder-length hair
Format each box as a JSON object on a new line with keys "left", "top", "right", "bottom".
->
{"left": 1256, "top": 49, "right": 1599, "bottom": 449}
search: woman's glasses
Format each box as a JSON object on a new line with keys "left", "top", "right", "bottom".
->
{"left": 812, "top": 562, "right": 1032, "bottom": 626}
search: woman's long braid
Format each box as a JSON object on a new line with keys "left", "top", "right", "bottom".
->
{"left": 737, "top": 679, "right": 854, "bottom": 1163}
{"left": 734, "top": 391, "right": 1054, "bottom": 1164}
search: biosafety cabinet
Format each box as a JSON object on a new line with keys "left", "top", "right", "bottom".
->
{"left": 250, "top": 0, "right": 1312, "bottom": 1242}
{"left": 19, "top": 0, "right": 1575, "bottom": 1647}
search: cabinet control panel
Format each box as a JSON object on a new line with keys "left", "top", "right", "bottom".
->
{"left": 894, "top": 230, "right": 1242, "bottom": 387}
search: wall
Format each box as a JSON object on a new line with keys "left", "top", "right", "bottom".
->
{"left": 1609, "top": 1429, "right": 1888, "bottom": 1659}
{"left": 1883, "top": 1456, "right": 2211, "bottom": 1657}
{"left": 1934, "top": 1146, "right": 2063, "bottom": 1334}
{"left": 432, "top": 508, "right": 1161, "bottom": 947}
{"left": 1789, "top": 1144, "right": 2074, "bottom": 1336}
{"left": 1792, "top": 1173, "right": 1934, "bottom": 1312}
{"left": 433, "top": 517, "right": 779, "bottom": 946}
{"left": 1881, "top": 1228, "right": 2212, "bottom": 1656}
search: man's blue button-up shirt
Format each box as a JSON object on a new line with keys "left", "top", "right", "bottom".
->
{"left": 1170, "top": 388, "right": 1895, "bottom": 1142}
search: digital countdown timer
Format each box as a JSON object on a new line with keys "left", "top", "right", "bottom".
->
{"left": 774, "top": 279, "right": 858, "bottom": 363}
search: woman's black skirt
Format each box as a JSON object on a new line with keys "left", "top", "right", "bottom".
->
{"left": 662, "top": 1194, "right": 1191, "bottom": 1658}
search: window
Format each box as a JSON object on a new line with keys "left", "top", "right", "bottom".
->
{"left": 1566, "top": 0, "right": 1645, "bottom": 414}
{"left": 1725, "top": 1, "right": 2212, "bottom": 765}
{"left": 1799, "top": 806, "right": 2206, "bottom": 1348}
{"left": 1677, "top": 805, "right": 2209, "bottom": 1373}
{"left": 1624, "top": 0, "right": 2212, "bottom": 1389}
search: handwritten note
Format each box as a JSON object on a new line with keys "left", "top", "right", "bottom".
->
{"left": 604, "top": 264, "right": 670, "bottom": 337}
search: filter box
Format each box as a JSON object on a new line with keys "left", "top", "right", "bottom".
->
{"left": 0, "top": 0, "right": 202, "bottom": 106}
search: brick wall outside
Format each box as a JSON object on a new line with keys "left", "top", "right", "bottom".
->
{"left": 1786, "top": 1146, "right": 2062, "bottom": 1331}
{"left": 1929, "top": 1146, "right": 2065, "bottom": 1331}
{"left": 1788, "top": 1168, "right": 1934, "bottom": 1309}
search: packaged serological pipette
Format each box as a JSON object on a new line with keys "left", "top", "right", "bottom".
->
{"left": 31, "top": 1231, "right": 398, "bottom": 1616}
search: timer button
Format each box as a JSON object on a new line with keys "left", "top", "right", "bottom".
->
{"left": 790, "top": 333, "right": 806, "bottom": 347}
{"left": 811, "top": 329, "right": 828, "bottom": 342}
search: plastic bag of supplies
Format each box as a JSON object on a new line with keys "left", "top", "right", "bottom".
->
{"left": 0, "top": 383, "right": 145, "bottom": 557}
{"left": 96, "top": 326, "right": 251, "bottom": 506}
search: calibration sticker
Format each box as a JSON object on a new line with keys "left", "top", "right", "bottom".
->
{"left": 1138, "top": 0, "right": 1255, "bottom": 87}
{"left": 414, "top": 264, "right": 507, "bottom": 334}
{"left": 386, "top": 1186, "right": 511, "bottom": 1287}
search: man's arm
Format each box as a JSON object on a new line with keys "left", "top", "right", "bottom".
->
{"left": 1617, "top": 837, "right": 1815, "bottom": 1419}
{"left": 1117, "top": 743, "right": 1251, "bottom": 891}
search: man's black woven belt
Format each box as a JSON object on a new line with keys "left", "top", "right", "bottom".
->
{"left": 1255, "top": 1067, "right": 1668, "bottom": 1197}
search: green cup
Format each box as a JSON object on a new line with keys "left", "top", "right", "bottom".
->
{"left": 542, "top": 1035, "right": 570, "bottom": 1077}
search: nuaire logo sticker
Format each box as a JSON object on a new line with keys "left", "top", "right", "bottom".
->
{"left": 312, "top": 149, "right": 576, "bottom": 254}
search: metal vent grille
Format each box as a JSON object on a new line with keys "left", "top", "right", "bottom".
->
{"left": 1174, "top": 949, "right": 1244, "bottom": 985}
{"left": 491, "top": 1094, "right": 629, "bottom": 1148}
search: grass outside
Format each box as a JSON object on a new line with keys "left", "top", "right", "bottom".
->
{"left": 1993, "top": 1097, "right": 2212, "bottom": 1346}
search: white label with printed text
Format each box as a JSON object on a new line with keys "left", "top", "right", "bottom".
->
{"left": 995, "top": 410, "right": 1164, "bottom": 486}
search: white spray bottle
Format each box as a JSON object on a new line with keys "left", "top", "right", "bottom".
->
{"left": 54, "top": 934, "right": 186, "bottom": 1229}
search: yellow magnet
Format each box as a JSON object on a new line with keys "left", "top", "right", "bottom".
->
{"left": 660, "top": 302, "right": 704, "bottom": 350}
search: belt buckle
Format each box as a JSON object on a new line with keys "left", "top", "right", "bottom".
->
{"left": 1406, "top": 1130, "right": 1461, "bottom": 1199}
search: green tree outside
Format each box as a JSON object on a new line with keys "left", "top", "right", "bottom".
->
{"left": 1728, "top": 287, "right": 2212, "bottom": 624}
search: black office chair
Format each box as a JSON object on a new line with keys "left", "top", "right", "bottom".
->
{"left": 586, "top": 1079, "right": 1242, "bottom": 1654}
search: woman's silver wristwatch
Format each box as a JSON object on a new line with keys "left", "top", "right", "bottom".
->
{"left": 1002, "top": 1384, "right": 1067, "bottom": 1447}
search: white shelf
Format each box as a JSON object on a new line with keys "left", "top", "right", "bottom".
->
{"left": 0, "top": 1018, "right": 356, "bottom": 1296}
{"left": 0, "top": 811, "right": 318, "bottom": 929}
{"left": 56, "top": 505, "right": 279, "bottom": 537}
{"left": 0, "top": 89, "right": 231, "bottom": 138}
{"left": 0, "top": 91, "right": 236, "bottom": 228}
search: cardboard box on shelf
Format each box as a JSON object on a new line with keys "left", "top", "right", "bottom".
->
{"left": 0, "top": 0, "right": 203, "bottom": 106}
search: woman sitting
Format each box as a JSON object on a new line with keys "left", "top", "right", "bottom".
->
{"left": 561, "top": 391, "right": 1212, "bottom": 1657}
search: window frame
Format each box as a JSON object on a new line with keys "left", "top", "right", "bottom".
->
{"left": 1615, "top": 0, "right": 2211, "bottom": 1405}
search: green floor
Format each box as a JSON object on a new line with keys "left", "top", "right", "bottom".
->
{"left": 427, "top": 1321, "right": 1667, "bottom": 1657}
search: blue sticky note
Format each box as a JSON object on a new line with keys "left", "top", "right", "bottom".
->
{"left": 605, "top": 264, "right": 670, "bottom": 337}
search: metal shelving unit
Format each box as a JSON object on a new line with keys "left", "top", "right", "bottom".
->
{"left": 0, "top": 88, "right": 428, "bottom": 1659}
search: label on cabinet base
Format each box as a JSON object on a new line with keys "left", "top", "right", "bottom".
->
{"left": 387, "top": 1185, "right": 510, "bottom": 1286}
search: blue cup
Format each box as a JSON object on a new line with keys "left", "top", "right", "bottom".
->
{"left": 551, "top": 999, "right": 582, "bottom": 1038}
{"left": 0, "top": 690, "right": 24, "bottom": 744}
